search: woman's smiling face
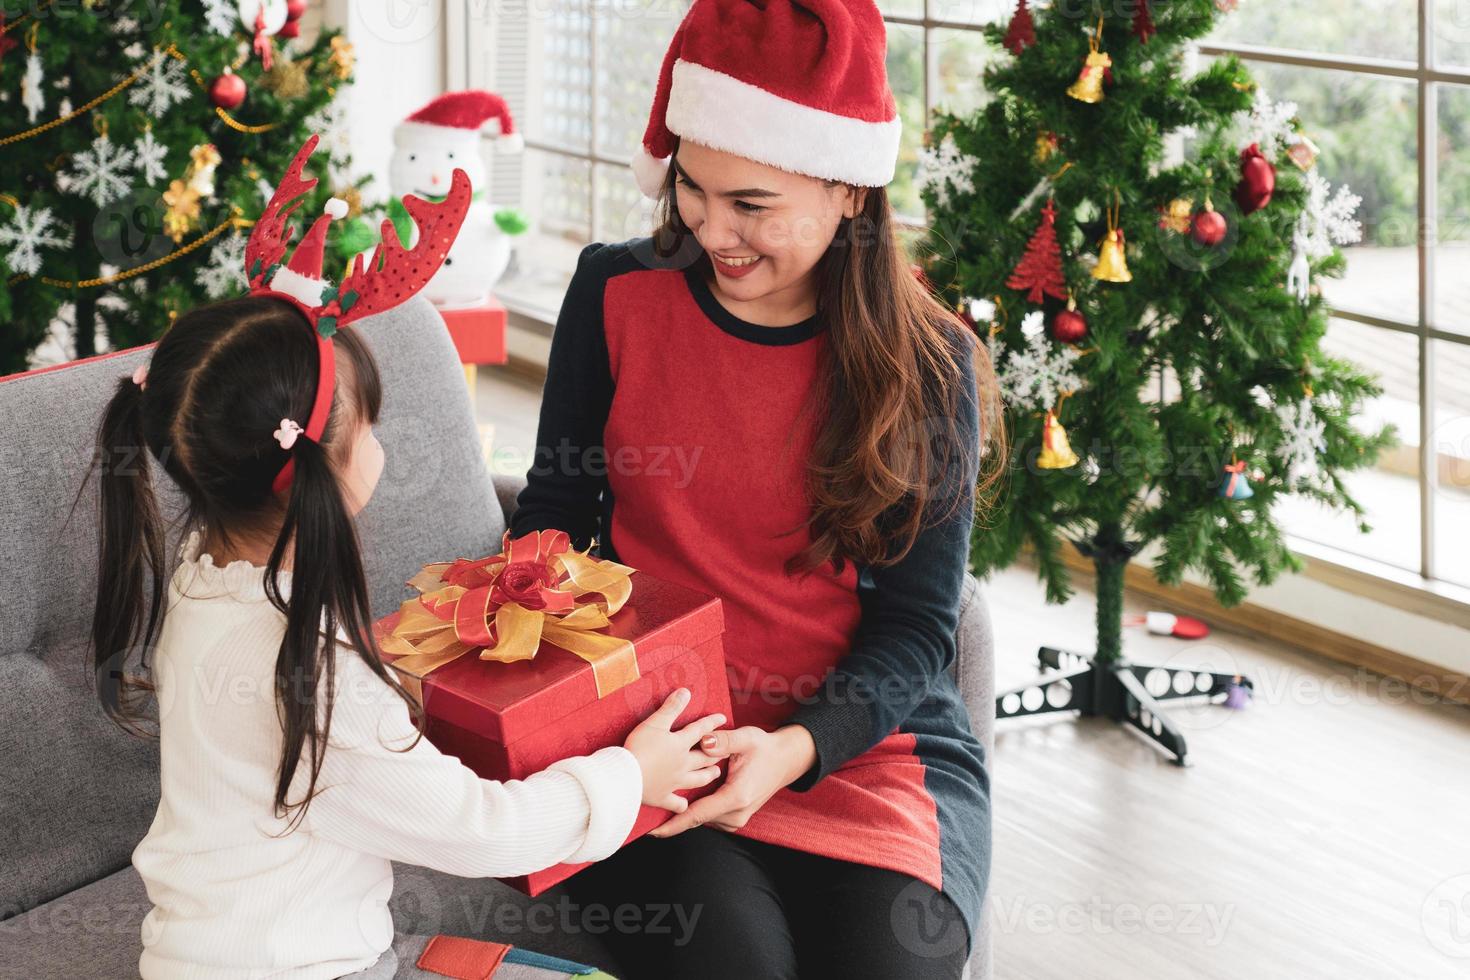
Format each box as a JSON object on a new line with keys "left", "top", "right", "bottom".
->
{"left": 672, "top": 140, "right": 866, "bottom": 314}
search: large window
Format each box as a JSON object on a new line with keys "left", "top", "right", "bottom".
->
{"left": 464, "top": 0, "right": 1470, "bottom": 591}
{"left": 1200, "top": 1, "right": 1470, "bottom": 590}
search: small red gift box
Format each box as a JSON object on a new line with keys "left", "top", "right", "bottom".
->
{"left": 440, "top": 297, "right": 507, "bottom": 365}
{"left": 372, "top": 550, "right": 730, "bottom": 896}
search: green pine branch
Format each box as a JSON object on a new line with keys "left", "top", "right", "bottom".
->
{"left": 0, "top": 2, "right": 382, "bottom": 369}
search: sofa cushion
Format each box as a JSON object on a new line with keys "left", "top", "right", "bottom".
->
{"left": 0, "top": 296, "right": 506, "bottom": 920}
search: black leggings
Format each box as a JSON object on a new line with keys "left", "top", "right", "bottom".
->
{"left": 560, "top": 827, "right": 971, "bottom": 980}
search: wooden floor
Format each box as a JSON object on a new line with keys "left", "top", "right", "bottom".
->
{"left": 474, "top": 365, "right": 1470, "bottom": 980}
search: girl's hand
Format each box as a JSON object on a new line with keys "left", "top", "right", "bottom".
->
{"left": 622, "top": 688, "right": 727, "bottom": 813}
{"left": 649, "top": 724, "right": 817, "bottom": 838}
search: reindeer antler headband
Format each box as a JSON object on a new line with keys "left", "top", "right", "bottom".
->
{"left": 244, "top": 133, "right": 472, "bottom": 494}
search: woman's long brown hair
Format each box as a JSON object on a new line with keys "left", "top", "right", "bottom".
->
{"left": 650, "top": 136, "right": 1008, "bottom": 574}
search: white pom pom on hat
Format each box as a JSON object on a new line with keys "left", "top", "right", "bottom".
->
{"left": 632, "top": 0, "right": 901, "bottom": 200}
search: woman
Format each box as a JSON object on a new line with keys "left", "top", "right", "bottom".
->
{"left": 510, "top": 1, "right": 1005, "bottom": 976}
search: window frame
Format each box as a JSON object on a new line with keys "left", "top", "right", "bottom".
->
{"left": 457, "top": 0, "right": 1470, "bottom": 601}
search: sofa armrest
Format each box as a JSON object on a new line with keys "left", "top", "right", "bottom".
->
{"left": 952, "top": 572, "right": 995, "bottom": 766}
{"left": 953, "top": 570, "right": 995, "bottom": 980}
{"left": 492, "top": 471, "right": 528, "bottom": 528}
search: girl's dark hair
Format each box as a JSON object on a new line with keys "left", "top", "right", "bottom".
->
{"left": 87, "top": 294, "right": 424, "bottom": 833}
{"left": 650, "top": 135, "right": 1008, "bottom": 574}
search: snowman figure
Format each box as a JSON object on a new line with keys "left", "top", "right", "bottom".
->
{"left": 389, "top": 90, "right": 529, "bottom": 309}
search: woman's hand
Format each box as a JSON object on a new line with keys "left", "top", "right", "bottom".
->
{"left": 623, "top": 688, "right": 727, "bottom": 813}
{"left": 649, "top": 724, "right": 817, "bottom": 837}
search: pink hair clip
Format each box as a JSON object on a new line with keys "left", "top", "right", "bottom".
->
{"left": 131, "top": 363, "right": 149, "bottom": 390}
{"left": 273, "top": 418, "right": 303, "bottom": 450}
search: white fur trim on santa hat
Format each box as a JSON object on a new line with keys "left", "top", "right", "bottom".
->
{"left": 657, "top": 59, "right": 901, "bottom": 196}
{"left": 393, "top": 119, "right": 481, "bottom": 149}
{"left": 267, "top": 265, "right": 329, "bottom": 309}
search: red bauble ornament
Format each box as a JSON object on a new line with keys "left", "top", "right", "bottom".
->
{"left": 209, "top": 71, "right": 247, "bottom": 110}
{"left": 1052, "top": 303, "right": 1088, "bottom": 343}
{"left": 0, "top": 15, "right": 19, "bottom": 70}
{"left": 285, "top": 0, "right": 308, "bottom": 18}
{"left": 1233, "top": 143, "right": 1275, "bottom": 214}
{"left": 1191, "top": 207, "right": 1227, "bottom": 246}
{"left": 277, "top": 18, "right": 300, "bottom": 38}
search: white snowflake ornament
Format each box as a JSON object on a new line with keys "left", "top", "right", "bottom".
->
{"left": 1241, "top": 88, "right": 1299, "bottom": 160}
{"left": 133, "top": 128, "right": 169, "bottom": 185}
{"left": 203, "top": 0, "right": 238, "bottom": 35}
{"left": 992, "top": 321, "right": 1086, "bottom": 412}
{"left": 305, "top": 93, "right": 353, "bottom": 184}
{"left": 128, "top": 50, "right": 192, "bottom": 116}
{"left": 916, "top": 132, "right": 978, "bottom": 208}
{"left": 0, "top": 205, "right": 71, "bottom": 276}
{"left": 1298, "top": 171, "right": 1362, "bottom": 261}
{"left": 66, "top": 133, "right": 136, "bottom": 207}
{"left": 197, "top": 232, "right": 249, "bottom": 299}
{"left": 1275, "top": 396, "right": 1327, "bottom": 488}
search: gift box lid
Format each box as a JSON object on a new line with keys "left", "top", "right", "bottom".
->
{"left": 373, "top": 569, "right": 725, "bottom": 742}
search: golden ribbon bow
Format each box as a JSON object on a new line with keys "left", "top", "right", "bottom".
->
{"left": 379, "top": 529, "right": 640, "bottom": 702}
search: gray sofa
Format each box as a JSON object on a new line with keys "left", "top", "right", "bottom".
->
{"left": 0, "top": 296, "right": 994, "bottom": 979}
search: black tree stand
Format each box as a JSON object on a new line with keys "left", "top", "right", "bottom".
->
{"left": 994, "top": 523, "right": 1253, "bottom": 766}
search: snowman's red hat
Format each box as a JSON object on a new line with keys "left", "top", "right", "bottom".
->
{"left": 395, "top": 90, "right": 525, "bottom": 154}
{"left": 632, "top": 0, "right": 901, "bottom": 199}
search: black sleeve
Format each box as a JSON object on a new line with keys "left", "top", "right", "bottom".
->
{"left": 783, "top": 332, "right": 982, "bottom": 792}
{"left": 509, "top": 242, "right": 614, "bottom": 551}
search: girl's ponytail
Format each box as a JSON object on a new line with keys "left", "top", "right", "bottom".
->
{"left": 90, "top": 375, "right": 166, "bottom": 736}
{"left": 265, "top": 408, "right": 416, "bottom": 833}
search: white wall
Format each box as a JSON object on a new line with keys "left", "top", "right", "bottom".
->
{"left": 322, "top": 0, "right": 448, "bottom": 203}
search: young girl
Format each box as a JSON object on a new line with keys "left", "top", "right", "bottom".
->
{"left": 89, "top": 181, "right": 725, "bottom": 977}
{"left": 509, "top": 1, "right": 1006, "bottom": 977}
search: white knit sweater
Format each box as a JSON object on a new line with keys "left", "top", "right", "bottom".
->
{"left": 131, "top": 531, "right": 643, "bottom": 979}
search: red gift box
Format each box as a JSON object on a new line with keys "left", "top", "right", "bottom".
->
{"left": 440, "top": 297, "right": 507, "bottom": 365}
{"left": 373, "top": 566, "right": 730, "bottom": 896}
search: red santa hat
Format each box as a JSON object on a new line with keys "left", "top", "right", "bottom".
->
{"left": 395, "top": 90, "right": 525, "bottom": 154}
{"left": 266, "top": 197, "right": 349, "bottom": 308}
{"left": 631, "top": 0, "right": 901, "bottom": 200}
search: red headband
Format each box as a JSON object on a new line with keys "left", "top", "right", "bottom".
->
{"left": 243, "top": 134, "right": 472, "bottom": 494}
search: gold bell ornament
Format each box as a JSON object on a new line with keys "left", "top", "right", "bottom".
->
{"left": 1092, "top": 191, "right": 1132, "bottom": 283}
{"left": 1037, "top": 404, "right": 1080, "bottom": 470}
{"left": 1067, "top": 19, "right": 1112, "bottom": 104}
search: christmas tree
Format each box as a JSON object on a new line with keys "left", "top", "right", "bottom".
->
{"left": 0, "top": 0, "right": 377, "bottom": 373}
{"left": 914, "top": 0, "right": 1396, "bottom": 759}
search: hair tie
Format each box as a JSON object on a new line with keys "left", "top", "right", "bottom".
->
{"left": 273, "top": 418, "right": 304, "bottom": 450}
{"left": 131, "top": 363, "right": 149, "bottom": 390}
